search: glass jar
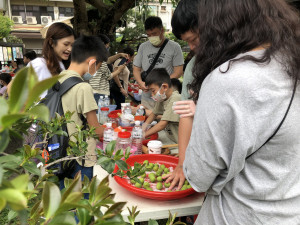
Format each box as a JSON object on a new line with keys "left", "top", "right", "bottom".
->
{"left": 116, "top": 131, "right": 131, "bottom": 154}
{"left": 99, "top": 107, "right": 109, "bottom": 125}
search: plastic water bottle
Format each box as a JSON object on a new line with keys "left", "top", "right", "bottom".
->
{"left": 123, "top": 103, "right": 132, "bottom": 115}
{"left": 136, "top": 106, "right": 146, "bottom": 116}
{"left": 104, "top": 95, "right": 110, "bottom": 107}
{"left": 103, "top": 122, "right": 114, "bottom": 151}
{"left": 98, "top": 96, "right": 104, "bottom": 122}
{"left": 131, "top": 121, "right": 143, "bottom": 155}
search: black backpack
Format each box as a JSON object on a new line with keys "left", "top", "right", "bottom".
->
{"left": 39, "top": 76, "right": 86, "bottom": 178}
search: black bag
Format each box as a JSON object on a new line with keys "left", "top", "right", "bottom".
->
{"left": 141, "top": 39, "right": 169, "bottom": 82}
{"left": 39, "top": 77, "right": 86, "bottom": 178}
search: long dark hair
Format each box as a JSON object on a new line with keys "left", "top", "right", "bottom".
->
{"left": 42, "top": 22, "right": 75, "bottom": 75}
{"left": 190, "top": 0, "right": 300, "bottom": 101}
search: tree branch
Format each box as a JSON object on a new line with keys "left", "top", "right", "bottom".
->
{"left": 85, "top": 0, "right": 108, "bottom": 14}
{"left": 73, "top": 0, "right": 90, "bottom": 35}
{"left": 43, "top": 155, "right": 97, "bottom": 169}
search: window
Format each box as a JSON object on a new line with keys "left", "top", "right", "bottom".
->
{"left": 11, "top": 5, "right": 54, "bottom": 24}
{"left": 59, "top": 7, "right": 74, "bottom": 18}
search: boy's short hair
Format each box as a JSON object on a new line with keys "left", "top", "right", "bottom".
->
{"left": 71, "top": 35, "right": 108, "bottom": 63}
{"left": 24, "top": 51, "right": 37, "bottom": 60}
{"left": 171, "top": 0, "right": 199, "bottom": 39}
{"left": 145, "top": 68, "right": 171, "bottom": 87}
{"left": 171, "top": 78, "right": 182, "bottom": 94}
{"left": 145, "top": 16, "right": 163, "bottom": 31}
{"left": 0, "top": 73, "right": 12, "bottom": 85}
{"left": 123, "top": 47, "right": 134, "bottom": 57}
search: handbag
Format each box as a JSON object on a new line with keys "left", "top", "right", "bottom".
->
{"left": 141, "top": 39, "right": 169, "bottom": 82}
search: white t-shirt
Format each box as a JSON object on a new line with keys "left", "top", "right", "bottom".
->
{"left": 28, "top": 57, "right": 65, "bottom": 98}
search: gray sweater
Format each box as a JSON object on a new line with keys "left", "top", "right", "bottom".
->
{"left": 184, "top": 50, "right": 300, "bottom": 225}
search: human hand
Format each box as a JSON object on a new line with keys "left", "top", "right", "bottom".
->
{"left": 120, "top": 88, "right": 128, "bottom": 97}
{"left": 172, "top": 100, "right": 196, "bottom": 118}
{"left": 119, "top": 53, "right": 129, "bottom": 59}
{"left": 117, "top": 64, "right": 126, "bottom": 72}
{"left": 138, "top": 81, "right": 148, "bottom": 92}
{"left": 163, "top": 164, "right": 186, "bottom": 190}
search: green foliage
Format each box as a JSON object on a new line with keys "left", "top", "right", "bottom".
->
{"left": 6, "top": 34, "right": 23, "bottom": 44}
{"left": 0, "top": 14, "right": 14, "bottom": 39}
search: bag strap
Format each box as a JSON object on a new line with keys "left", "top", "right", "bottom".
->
{"left": 146, "top": 39, "right": 169, "bottom": 74}
{"left": 246, "top": 78, "right": 298, "bottom": 160}
{"left": 59, "top": 77, "right": 84, "bottom": 96}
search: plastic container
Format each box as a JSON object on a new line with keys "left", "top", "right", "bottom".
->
{"left": 147, "top": 140, "right": 162, "bottom": 154}
{"left": 103, "top": 122, "right": 114, "bottom": 151}
{"left": 116, "top": 131, "right": 131, "bottom": 154}
{"left": 108, "top": 113, "right": 119, "bottom": 129}
{"left": 123, "top": 103, "right": 132, "bottom": 115}
{"left": 104, "top": 95, "right": 110, "bottom": 107}
{"left": 136, "top": 106, "right": 145, "bottom": 116}
{"left": 131, "top": 121, "right": 143, "bottom": 155}
{"left": 113, "top": 126, "right": 123, "bottom": 140}
{"left": 108, "top": 104, "right": 117, "bottom": 112}
{"left": 121, "top": 103, "right": 127, "bottom": 114}
{"left": 99, "top": 107, "right": 110, "bottom": 125}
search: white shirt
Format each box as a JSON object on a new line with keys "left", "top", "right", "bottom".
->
{"left": 28, "top": 57, "right": 65, "bottom": 98}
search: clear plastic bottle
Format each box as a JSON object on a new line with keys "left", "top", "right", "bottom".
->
{"left": 131, "top": 121, "right": 143, "bottom": 155}
{"left": 98, "top": 96, "right": 104, "bottom": 121}
{"left": 104, "top": 95, "right": 110, "bottom": 107}
{"left": 123, "top": 103, "right": 132, "bottom": 115}
{"left": 136, "top": 106, "right": 146, "bottom": 116}
{"left": 99, "top": 107, "right": 109, "bottom": 125}
{"left": 103, "top": 122, "right": 114, "bottom": 151}
{"left": 116, "top": 131, "right": 131, "bottom": 154}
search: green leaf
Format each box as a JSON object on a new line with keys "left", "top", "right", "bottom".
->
{"left": 116, "top": 160, "right": 128, "bottom": 171}
{"left": 105, "top": 140, "right": 116, "bottom": 157}
{"left": 100, "top": 158, "right": 116, "bottom": 174}
{"left": 27, "top": 104, "right": 50, "bottom": 122}
{"left": 42, "top": 182, "right": 61, "bottom": 219}
{"left": 25, "top": 73, "right": 61, "bottom": 110}
{"left": 0, "top": 165, "right": 3, "bottom": 186}
{"left": 48, "top": 212, "right": 76, "bottom": 225}
{"left": 148, "top": 219, "right": 159, "bottom": 225}
{"left": 0, "top": 129, "right": 9, "bottom": 153}
{"left": 94, "top": 185, "right": 112, "bottom": 203}
{"left": 0, "top": 197, "right": 6, "bottom": 211}
{"left": 7, "top": 210, "right": 18, "bottom": 221}
{"left": 77, "top": 207, "right": 92, "bottom": 225}
{"left": 0, "top": 97, "right": 8, "bottom": 129}
{"left": 105, "top": 202, "right": 127, "bottom": 216}
{"left": 23, "top": 161, "right": 41, "bottom": 176}
{"left": 61, "top": 171, "right": 82, "bottom": 203}
{"left": 1, "top": 114, "right": 26, "bottom": 129}
{"left": 9, "top": 68, "right": 30, "bottom": 113}
{"left": 11, "top": 174, "right": 29, "bottom": 191}
{"left": 0, "top": 189, "right": 27, "bottom": 211}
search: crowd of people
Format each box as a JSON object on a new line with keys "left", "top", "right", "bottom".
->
{"left": 1, "top": 0, "right": 300, "bottom": 224}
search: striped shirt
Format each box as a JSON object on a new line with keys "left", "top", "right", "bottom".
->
{"left": 89, "top": 62, "right": 112, "bottom": 95}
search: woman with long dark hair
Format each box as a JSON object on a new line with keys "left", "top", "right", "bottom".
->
{"left": 28, "top": 22, "right": 75, "bottom": 97}
{"left": 183, "top": 0, "right": 300, "bottom": 224}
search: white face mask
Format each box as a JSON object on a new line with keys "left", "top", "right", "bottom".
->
{"left": 148, "top": 35, "right": 162, "bottom": 46}
{"left": 151, "top": 86, "right": 166, "bottom": 102}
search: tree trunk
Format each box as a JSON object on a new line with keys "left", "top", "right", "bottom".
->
{"left": 73, "top": 0, "right": 91, "bottom": 36}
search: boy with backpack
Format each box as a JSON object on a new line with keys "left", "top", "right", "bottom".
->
{"left": 57, "top": 35, "right": 108, "bottom": 185}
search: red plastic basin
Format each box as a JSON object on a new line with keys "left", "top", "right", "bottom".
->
{"left": 113, "top": 154, "right": 196, "bottom": 200}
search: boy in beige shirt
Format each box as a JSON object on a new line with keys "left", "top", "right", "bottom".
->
{"left": 58, "top": 35, "right": 107, "bottom": 189}
{"left": 144, "top": 68, "right": 181, "bottom": 143}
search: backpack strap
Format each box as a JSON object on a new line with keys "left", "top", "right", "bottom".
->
{"left": 59, "top": 77, "right": 84, "bottom": 96}
{"left": 146, "top": 39, "right": 169, "bottom": 74}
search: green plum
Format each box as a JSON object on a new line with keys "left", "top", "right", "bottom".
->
{"left": 130, "top": 179, "right": 136, "bottom": 184}
{"left": 139, "top": 177, "right": 144, "bottom": 184}
{"left": 153, "top": 166, "right": 159, "bottom": 171}
{"left": 184, "top": 180, "right": 189, "bottom": 185}
{"left": 160, "top": 164, "right": 166, "bottom": 170}
{"left": 135, "top": 182, "right": 142, "bottom": 188}
{"left": 146, "top": 187, "right": 153, "bottom": 191}
{"left": 143, "top": 160, "right": 149, "bottom": 165}
{"left": 143, "top": 181, "right": 150, "bottom": 188}
{"left": 157, "top": 176, "right": 163, "bottom": 182}
{"left": 141, "top": 173, "right": 146, "bottom": 178}
{"left": 156, "top": 182, "right": 163, "bottom": 190}
{"left": 164, "top": 168, "right": 170, "bottom": 173}
{"left": 164, "top": 182, "right": 171, "bottom": 188}
{"left": 181, "top": 185, "right": 188, "bottom": 191}
{"left": 187, "top": 184, "right": 192, "bottom": 189}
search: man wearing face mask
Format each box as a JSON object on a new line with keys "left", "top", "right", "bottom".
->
{"left": 143, "top": 68, "right": 181, "bottom": 143}
{"left": 133, "top": 16, "right": 184, "bottom": 111}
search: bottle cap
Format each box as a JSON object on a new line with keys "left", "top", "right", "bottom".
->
{"left": 100, "top": 96, "right": 104, "bottom": 99}
{"left": 101, "top": 107, "right": 109, "bottom": 111}
{"left": 135, "top": 121, "right": 140, "bottom": 126}
{"left": 118, "top": 131, "right": 131, "bottom": 138}
{"left": 140, "top": 106, "right": 144, "bottom": 109}
{"left": 106, "top": 122, "right": 112, "bottom": 127}
{"left": 108, "top": 113, "right": 119, "bottom": 118}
